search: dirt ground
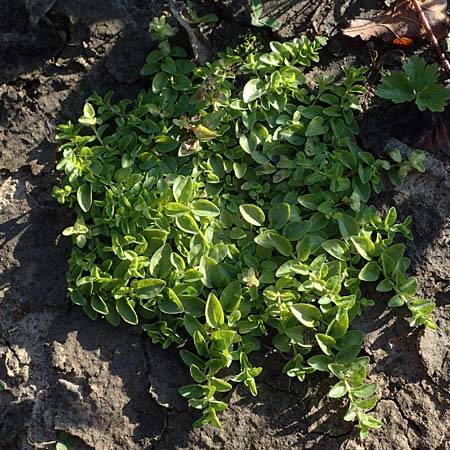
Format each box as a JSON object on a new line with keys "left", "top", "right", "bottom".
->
{"left": 1, "top": 1, "right": 450, "bottom": 449}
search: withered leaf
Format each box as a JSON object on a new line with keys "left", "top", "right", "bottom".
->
{"left": 343, "top": 0, "right": 448, "bottom": 42}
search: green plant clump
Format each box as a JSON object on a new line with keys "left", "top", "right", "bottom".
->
{"left": 53, "top": 34, "right": 435, "bottom": 438}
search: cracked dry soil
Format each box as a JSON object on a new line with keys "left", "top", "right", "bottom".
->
{"left": 1, "top": 1, "right": 450, "bottom": 449}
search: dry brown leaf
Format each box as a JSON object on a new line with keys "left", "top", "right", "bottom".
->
{"left": 343, "top": 0, "right": 448, "bottom": 42}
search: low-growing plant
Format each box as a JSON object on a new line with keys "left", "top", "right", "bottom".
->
{"left": 376, "top": 55, "right": 450, "bottom": 112}
{"left": 53, "top": 30, "right": 435, "bottom": 438}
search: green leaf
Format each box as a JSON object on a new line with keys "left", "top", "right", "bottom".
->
{"left": 290, "top": 303, "right": 321, "bottom": 328}
{"left": 205, "top": 292, "right": 224, "bottom": 328}
{"left": 352, "top": 382, "right": 377, "bottom": 399}
{"left": 190, "top": 364, "right": 207, "bottom": 383}
{"left": 243, "top": 78, "right": 267, "bottom": 103}
{"left": 416, "top": 84, "right": 450, "bottom": 112}
{"left": 91, "top": 295, "right": 109, "bottom": 315}
{"left": 239, "top": 134, "right": 258, "bottom": 154}
{"left": 328, "top": 381, "right": 347, "bottom": 398}
{"left": 316, "top": 333, "right": 336, "bottom": 356}
{"left": 133, "top": 278, "right": 166, "bottom": 299}
{"left": 220, "top": 280, "right": 242, "bottom": 312}
{"left": 239, "top": 204, "right": 265, "bottom": 226}
{"left": 79, "top": 102, "right": 96, "bottom": 125}
{"left": 116, "top": 297, "right": 138, "bottom": 325}
{"left": 296, "top": 235, "right": 311, "bottom": 261}
{"left": 375, "top": 71, "right": 415, "bottom": 104}
{"left": 173, "top": 176, "right": 195, "bottom": 203}
{"left": 388, "top": 294, "right": 405, "bottom": 307}
{"left": 181, "top": 296, "right": 205, "bottom": 317}
{"left": 175, "top": 214, "right": 201, "bottom": 234}
{"left": 152, "top": 72, "right": 169, "bottom": 93}
{"left": 70, "top": 291, "right": 86, "bottom": 306}
{"left": 211, "top": 329, "right": 235, "bottom": 349}
{"left": 376, "top": 278, "right": 394, "bottom": 292}
{"left": 268, "top": 203, "right": 290, "bottom": 229}
{"left": 165, "top": 202, "right": 190, "bottom": 217}
{"left": 305, "top": 116, "right": 328, "bottom": 136}
{"left": 255, "top": 231, "right": 293, "bottom": 256}
{"left": 191, "top": 199, "right": 220, "bottom": 217}
{"left": 211, "top": 377, "right": 233, "bottom": 392}
{"left": 350, "top": 236, "right": 374, "bottom": 260}
{"left": 327, "top": 312, "right": 349, "bottom": 339}
{"left": 380, "top": 253, "right": 395, "bottom": 275}
{"left": 173, "top": 74, "right": 192, "bottom": 91}
{"left": 336, "top": 345, "right": 361, "bottom": 364}
{"left": 403, "top": 55, "right": 437, "bottom": 91}
{"left": 159, "top": 288, "right": 184, "bottom": 314}
{"left": 77, "top": 184, "right": 92, "bottom": 212}
{"left": 399, "top": 277, "right": 418, "bottom": 296}
{"left": 335, "top": 212, "right": 359, "bottom": 238}
{"left": 359, "top": 262, "right": 380, "bottom": 282}
{"left": 283, "top": 221, "right": 311, "bottom": 241}
{"left": 179, "top": 383, "right": 206, "bottom": 399}
{"left": 308, "top": 355, "right": 333, "bottom": 371}
{"left": 321, "top": 239, "right": 350, "bottom": 261}
{"left": 357, "top": 396, "right": 379, "bottom": 410}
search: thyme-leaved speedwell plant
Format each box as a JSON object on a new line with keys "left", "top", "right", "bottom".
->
{"left": 53, "top": 32, "right": 435, "bottom": 438}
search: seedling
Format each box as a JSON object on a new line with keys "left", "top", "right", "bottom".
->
{"left": 149, "top": 16, "right": 177, "bottom": 41}
{"left": 376, "top": 55, "right": 450, "bottom": 112}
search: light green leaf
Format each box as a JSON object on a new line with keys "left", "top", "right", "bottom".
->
{"left": 133, "top": 278, "right": 166, "bottom": 299}
{"left": 321, "top": 239, "right": 350, "bottom": 261}
{"left": 352, "top": 382, "right": 377, "bottom": 399}
{"left": 308, "top": 355, "right": 333, "bottom": 371}
{"left": 328, "top": 381, "right": 347, "bottom": 398}
{"left": 205, "top": 292, "right": 224, "bottom": 328}
{"left": 358, "top": 262, "right": 380, "bottom": 282}
{"left": 77, "top": 183, "right": 92, "bottom": 212}
{"left": 243, "top": 78, "right": 267, "bottom": 103}
{"left": 159, "top": 288, "right": 184, "bottom": 314}
{"left": 173, "top": 176, "right": 195, "bottom": 203}
{"left": 191, "top": 199, "right": 220, "bottom": 217}
{"left": 175, "top": 214, "right": 201, "bottom": 234}
{"left": 239, "top": 204, "right": 265, "bottom": 226}
{"left": 327, "top": 312, "right": 349, "bottom": 339}
{"left": 290, "top": 303, "right": 321, "bottom": 328}
{"left": 316, "top": 333, "right": 336, "bottom": 356}
{"left": 165, "top": 202, "right": 190, "bottom": 217}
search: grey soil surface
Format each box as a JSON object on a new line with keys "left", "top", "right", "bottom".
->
{"left": 1, "top": 1, "right": 450, "bottom": 449}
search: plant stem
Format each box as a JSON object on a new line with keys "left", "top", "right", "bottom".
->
{"left": 409, "top": 0, "right": 450, "bottom": 77}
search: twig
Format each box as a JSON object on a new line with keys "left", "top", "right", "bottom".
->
{"left": 410, "top": 0, "right": 450, "bottom": 77}
{"left": 168, "top": 0, "right": 214, "bottom": 65}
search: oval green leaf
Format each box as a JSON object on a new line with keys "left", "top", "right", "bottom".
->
{"left": 116, "top": 297, "right": 138, "bottom": 325}
{"left": 239, "top": 204, "right": 265, "bottom": 227}
{"left": 77, "top": 183, "right": 92, "bottom": 212}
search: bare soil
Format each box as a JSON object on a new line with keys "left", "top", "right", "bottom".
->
{"left": 1, "top": 1, "right": 450, "bottom": 449}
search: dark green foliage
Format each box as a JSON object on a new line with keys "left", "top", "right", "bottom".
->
{"left": 376, "top": 55, "right": 450, "bottom": 112}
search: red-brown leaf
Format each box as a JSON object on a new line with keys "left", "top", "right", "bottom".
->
{"left": 343, "top": 0, "right": 448, "bottom": 42}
